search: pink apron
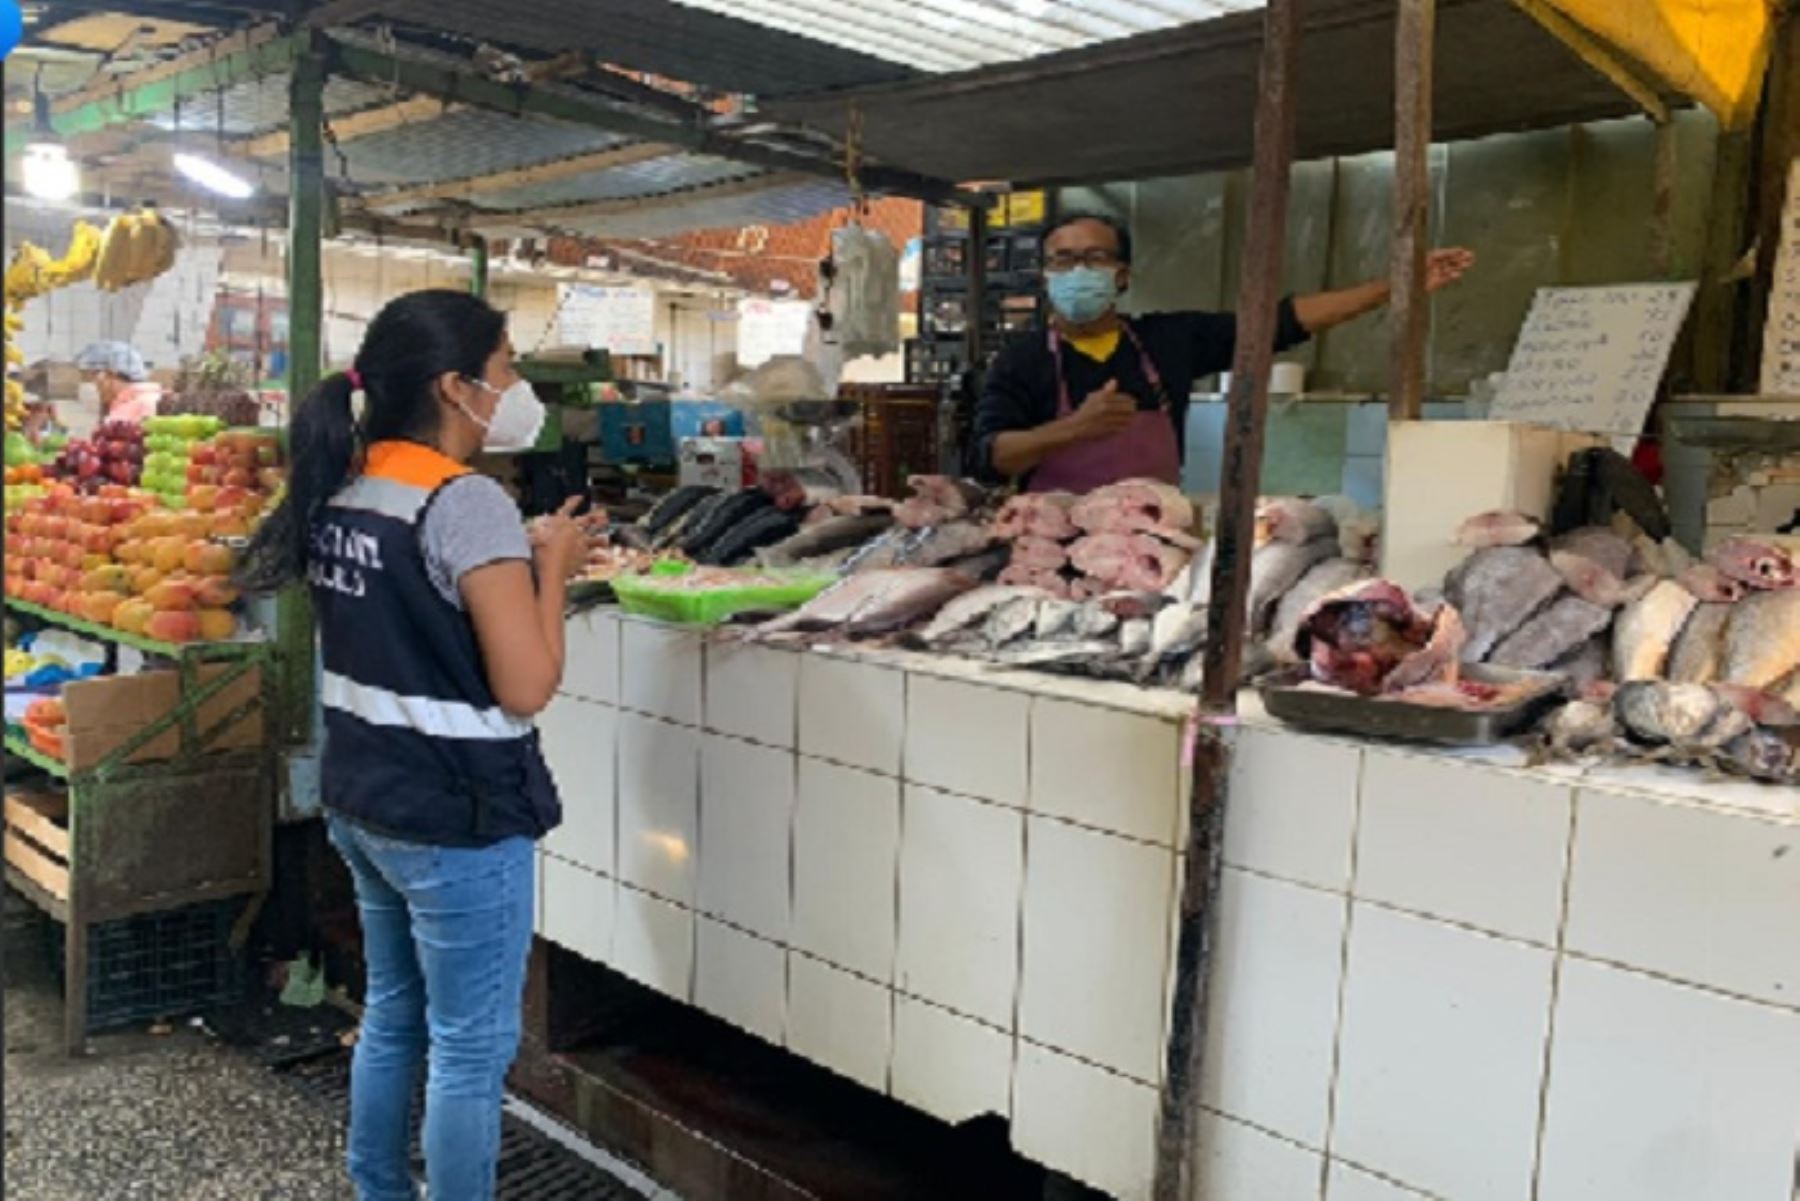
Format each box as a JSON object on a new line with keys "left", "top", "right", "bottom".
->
{"left": 1028, "top": 321, "right": 1181, "bottom": 494}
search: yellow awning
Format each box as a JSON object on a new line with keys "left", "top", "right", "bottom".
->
{"left": 1519, "top": 0, "right": 1777, "bottom": 129}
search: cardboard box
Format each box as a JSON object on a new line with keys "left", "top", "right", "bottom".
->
{"left": 60, "top": 663, "right": 264, "bottom": 771}
{"left": 1382, "top": 420, "right": 1605, "bottom": 593}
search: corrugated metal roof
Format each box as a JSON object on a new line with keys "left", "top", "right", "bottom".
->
{"left": 472, "top": 156, "right": 759, "bottom": 211}
{"left": 767, "top": 0, "right": 1664, "bottom": 186}
{"left": 477, "top": 176, "right": 852, "bottom": 241}
{"left": 316, "top": 0, "right": 919, "bottom": 96}
{"left": 673, "top": 0, "right": 1262, "bottom": 72}
{"left": 327, "top": 111, "right": 630, "bottom": 189}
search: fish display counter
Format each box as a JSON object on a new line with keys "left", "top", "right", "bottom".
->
{"left": 531, "top": 605, "right": 1800, "bottom": 1201}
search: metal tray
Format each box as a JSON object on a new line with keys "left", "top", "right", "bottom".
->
{"left": 1258, "top": 665, "right": 1566, "bottom": 747}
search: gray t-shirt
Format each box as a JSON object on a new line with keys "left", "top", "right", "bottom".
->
{"left": 419, "top": 475, "right": 533, "bottom": 609}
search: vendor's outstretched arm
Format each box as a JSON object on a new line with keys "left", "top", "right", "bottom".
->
{"left": 1293, "top": 247, "right": 1475, "bottom": 333}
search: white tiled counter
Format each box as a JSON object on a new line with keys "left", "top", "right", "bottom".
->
{"left": 537, "top": 610, "right": 1800, "bottom": 1201}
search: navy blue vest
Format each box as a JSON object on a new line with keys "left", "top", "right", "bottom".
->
{"left": 312, "top": 442, "right": 561, "bottom": 846}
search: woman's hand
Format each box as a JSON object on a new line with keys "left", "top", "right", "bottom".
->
{"left": 529, "top": 496, "right": 588, "bottom": 583}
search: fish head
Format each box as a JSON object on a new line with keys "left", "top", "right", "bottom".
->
{"left": 1710, "top": 537, "right": 1797, "bottom": 590}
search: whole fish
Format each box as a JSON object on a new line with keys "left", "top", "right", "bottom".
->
{"left": 1548, "top": 636, "right": 1610, "bottom": 697}
{"left": 753, "top": 568, "right": 975, "bottom": 638}
{"left": 1615, "top": 681, "right": 1750, "bottom": 750}
{"left": 1118, "top": 619, "right": 1152, "bottom": 658}
{"left": 983, "top": 594, "right": 1045, "bottom": 648}
{"left": 696, "top": 506, "right": 798, "bottom": 566}
{"left": 1722, "top": 588, "right": 1800, "bottom": 690}
{"left": 1033, "top": 598, "right": 1085, "bottom": 641}
{"left": 641, "top": 484, "right": 719, "bottom": 537}
{"left": 1447, "top": 547, "right": 1565, "bottom": 661}
{"left": 1719, "top": 727, "right": 1798, "bottom": 782}
{"left": 900, "top": 520, "right": 996, "bottom": 569}
{"left": 682, "top": 490, "right": 775, "bottom": 558}
{"left": 757, "top": 512, "right": 894, "bottom": 568}
{"left": 1710, "top": 682, "right": 1800, "bottom": 728}
{"left": 1612, "top": 579, "right": 1698, "bottom": 681}
{"left": 1256, "top": 497, "right": 1338, "bottom": 547}
{"left": 914, "top": 584, "right": 1048, "bottom": 646}
{"left": 1071, "top": 601, "right": 1122, "bottom": 641}
{"left": 1666, "top": 602, "right": 1732, "bottom": 684}
{"left": 1266, "top": 558, "right": 1372, "bottom": 665}
{"left": 844, "top": 526, "right": 925, "bottom": 573}
{"left": 1708, "top": 536, "right": 1797, "bottom": 591}
{"left": 1489, "top": 595, "right": 1613, "bottom": 671}
{"left": 1456, "top": 510, "right": 1541, "bottom": 548}
{"left": 1248, "top": 537, "right": 1338, "bottom": 636}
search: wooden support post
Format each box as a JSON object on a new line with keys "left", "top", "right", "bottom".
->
{"left": 276, "top": 38, "right": 326, "bottom": 748}
{"left": 1749, "top": 7, "right": 1800, "bottom": 386}
{"left": 1388, "top": 0, "right": 1435, "bottom": 421}
{"left": 1153, "top": 1, "right": 1302, "bottom": 1196}
{"left": 1694, "top": 131, "right": 1755, "bottom": 392}
{"left": 967, "top": 204, "right": 989, "bottom": 375}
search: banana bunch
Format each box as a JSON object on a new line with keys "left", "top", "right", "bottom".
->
{"left": 3, "top": 244, "right": 52, "bottom": 306}
{"left": 4, "top": 647, "right": 36, "bottom": 681}
{"left": 3, "top": 303, "right": 21, "bottom": 432}
{"left": 94, "top": 207, "right": 178, "bottom": 292}
{"left": 4, "top": 379, "right": 24, "bottom": 432}
{"left": 39, "top": 220, "right": 103, "bottom": 289}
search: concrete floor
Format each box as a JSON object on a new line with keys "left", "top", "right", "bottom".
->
{"left": 4, "top": 931, "right": 354, "bottom": 1201}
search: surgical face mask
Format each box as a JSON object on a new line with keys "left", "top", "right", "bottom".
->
{"left": 1046, "top": 266, "right": 1121, "bottom": 324}
{"left": 77, "top": 381, "right": 102, "bottom": 408}
{"left": 458, "top": 377, "right": 545, "bottom": 452}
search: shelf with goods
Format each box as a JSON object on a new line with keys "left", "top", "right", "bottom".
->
{"left": 3, "top": 441, "right": 280, "bottom": 1053}
{"left": 908, "top": 193, "right": 1053, "bottom": 388}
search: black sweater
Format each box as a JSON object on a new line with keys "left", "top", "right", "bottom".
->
{"left": 972, "top": 299, "right": 1310, "bottom": 484}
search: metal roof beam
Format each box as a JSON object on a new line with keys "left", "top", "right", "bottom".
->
{"left": 352, "top": 141, "right": 682, "bottom": 212}
{"left": 321, "top": 34, "right": 979, "bottom": 206}
{"left": 461, "top": 170, "right": 813, "bottom": 232}
{"left": 3, "top": 24, "right": 304, "bottom": 157}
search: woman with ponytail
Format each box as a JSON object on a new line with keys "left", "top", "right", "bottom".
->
{"left": 239, "top": 290, "right": 584, "bottom": 1201}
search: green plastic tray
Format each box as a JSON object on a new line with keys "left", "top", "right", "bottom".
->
{"left": 611, "top": 563, "right": 836, "bottom": 626}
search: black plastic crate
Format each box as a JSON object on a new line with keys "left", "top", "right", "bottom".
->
{"left": 48, "top": 898, "right": 246, "bottom": 1031}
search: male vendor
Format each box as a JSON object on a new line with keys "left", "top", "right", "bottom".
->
{"left": 974, "top": 214, "right": 1474, "bottom": 490}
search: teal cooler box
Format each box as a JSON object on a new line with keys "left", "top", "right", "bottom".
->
{"left": 599, "top": 400, "right": 744, "bottom": 465}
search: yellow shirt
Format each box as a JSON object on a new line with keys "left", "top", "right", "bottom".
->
{"left": 1065, "top": 329, "right": 1121, "bottom": 363}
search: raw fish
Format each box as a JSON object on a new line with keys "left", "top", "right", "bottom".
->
{"left": 1247, "top": 538, "right": 1338, "bottom": 636}
{"left": 914, "top": 584, "right": 1049, "bottom": 645}
{"left": 1456, "top": 511, "right": 1541, "bottom": 548}
{"left": 1708, "top": 536, "right": 1796, "bottom": 591}
{"left": 1612, "top": 579, "right": 1699, "bottom": 681}
{"left": 1722, "top": 588, "right": 1800, "bottom": 690}
{"left": 751, "top": 568, "right": 975, "bottom": 639}
{"left": 1266, "top": 559, "right": 1371, "bottom": 665}
{"left": 1676, "top": 563, "right": 1746, "bottom": 604}
{"left": 1666, "top": 602, "right": 1732, "bottom": 684}
{"left": 1547, "top": 549, "right": 1653, "bottom": 609}
{"left": 757, "top": 512, "right": 893, "bottom": 568}
{"left": 1488, "top": 595, "right": 1613, "bottom": 671}
{"left": 1256, "top": 497, "right": 1337, "bottom": 547}
{"left": 1446, "top": 547, "right": 1565, "bottom": 661}
{"left": 1071, "top": 479, "right": 1195, "bottom": 537}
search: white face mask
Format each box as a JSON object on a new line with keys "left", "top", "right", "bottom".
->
{"left": 77, "top": 382, "right": 102, "bottom": 408}
{"left": 458, "top": 377, "right": 545, "bottom": 452}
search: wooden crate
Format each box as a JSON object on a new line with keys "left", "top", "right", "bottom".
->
{"left": 839, "top": 385, "right": 941, "bottom": 499}
{"left": 5, "top": 787, "right": 70, "bottom": 903}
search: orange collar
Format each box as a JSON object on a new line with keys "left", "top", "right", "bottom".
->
{"left": 362, "top": 441, "right": 470, "bottom": 490}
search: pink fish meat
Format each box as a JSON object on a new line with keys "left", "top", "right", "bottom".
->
{"left": 990, "top": 492, "right": 1078, "bottom": 541}
{"left": 997, "top": 562, "right": 1072, "bottom": 598}
{"left": 894, "top": 476, "right": 986, "bottom": 529}
{"left": 1456, "top": 510, "right": 1542, "bottom": 548}
{"left": 1548, "top": 549, "right": 1654, "bottom": 609}
{"left": 1070, "top": 479, "right": 1195, "bottom": 537}
{"left": 1295, "top": 579, "right": 1444, "bottom": 696}
{"left": 1009, "top": 535, "right": 1070, "bottom": 572}
{"left": 1256, "top": 497, "right": 1338, "bottom": 547}
{"left": 1069, "top": 532, "right": 1190, "bottom": 592}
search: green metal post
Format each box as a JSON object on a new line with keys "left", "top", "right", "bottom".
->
{"left": 277, "top": 39, "right": 327, "bottom": 747}
{"left": 470, "top": 237, "right": 490, "bottom": 299}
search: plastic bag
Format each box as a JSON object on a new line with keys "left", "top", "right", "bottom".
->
{"left": 826, "top": 225, "right": 900, "bottom": 358}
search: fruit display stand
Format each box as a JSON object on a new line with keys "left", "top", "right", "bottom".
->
{"left": 4, "top": 592, "right": 274, "bottom": 1055}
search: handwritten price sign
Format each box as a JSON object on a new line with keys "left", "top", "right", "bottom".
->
{"left": 1491, "top": 282, "right": 1696, "bottom": 438}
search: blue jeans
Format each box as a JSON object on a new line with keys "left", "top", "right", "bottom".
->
{"left": 327, "top": 816, "right": 536, "bottom": 1201}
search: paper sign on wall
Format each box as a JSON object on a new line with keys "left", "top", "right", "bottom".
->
{"left": 1491, "top": 282, "right": 1695, "bottom": 438}
{"left": 736, "top": 298, "right": 812, "bottom": 368}
{"left": 1759, "top": 159, "right": 1800, "bottom": 397}
{"left": 556, "top": 284, "right": 658, "bottom": 356}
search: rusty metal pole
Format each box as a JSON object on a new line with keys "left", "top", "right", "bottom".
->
{"left": 1388, "top": 0, "right": 1435, "bottom": 420}
{"left": 1153, "top": 1, "right": 1302, "bottom": 1196}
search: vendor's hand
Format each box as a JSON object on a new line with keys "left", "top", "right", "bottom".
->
{"left": 1425, "top": 247, "right": 1475, "bottom": 292}
{"left": 1072, "top": 380, "right": 1138, "bottom": 440}
{"left": 530, "top": 496, "right": 587, "bottom": 582}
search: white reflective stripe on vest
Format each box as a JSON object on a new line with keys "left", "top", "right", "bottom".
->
{"left": 321, "top": 672, "right": 534, "bottom": 741}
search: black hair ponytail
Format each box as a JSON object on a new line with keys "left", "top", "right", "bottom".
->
{"left": 235, "top": 288, "right": 507, "bottom": 594}
{"left": 235, "top": 372, "right": 360, "bottom": 593}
